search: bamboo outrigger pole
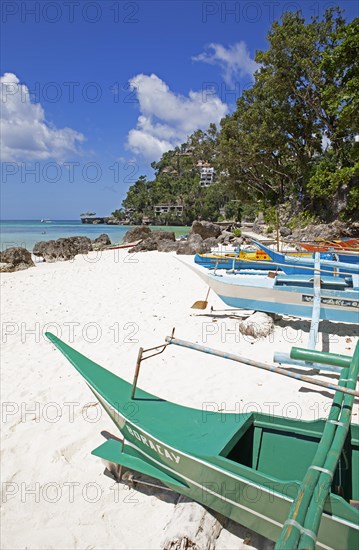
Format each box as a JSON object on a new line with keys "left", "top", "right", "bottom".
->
{"left": 275, "top": 343, "right": 359, "bottom": 549}
{"left": 276, "top": 208, "right": 280, "bottom": 252}
{"left": 232, "top": 256, "right": 356, "bottom": 277}
{"left": 164, "top": 336, "right": 359, "bottom": 398}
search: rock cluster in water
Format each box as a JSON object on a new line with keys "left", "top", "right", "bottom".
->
{"left": 126, "top": 221, "right": 242, "bottom": 255}
{"left": 32, "top": 234, "right": 112, "bottom": 263}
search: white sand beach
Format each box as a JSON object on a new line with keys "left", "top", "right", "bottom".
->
{"left": 1, "top": 249, "right": 358, "bottom": 549}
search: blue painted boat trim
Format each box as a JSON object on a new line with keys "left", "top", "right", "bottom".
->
{"left": 217, "top": 295, "right": 358, "bottom": 323}
{"left": 252, "top": 241, "right": 359, "bottom": 276}
{"left": 194, "top": 255, "right": 276, "bottom": 271}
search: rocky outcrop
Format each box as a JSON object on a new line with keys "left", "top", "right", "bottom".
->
{"left": 33, "top": 236, "right": 92, "bottom": 262}
{"left": 81, "top": 217, "right": 109, "bottom": 224}
{"left": 131, "top": 238, "right": 159, "bottom": 252}
{"left": 157, "top": 240, "right": 180, "bottom": 252}
{"left": 123, "top": 226, "right": 152, "bottom": 243}
{"left": 106, "top": 217, "right": 120, "bottom": 225}
{"left": 217, "top": 230, "right": 236, "bottom": 244}
{"left": 93, "top": 234, "right": 111, "bottom": 247}
{"left": 176, "top": 234, "right": 212, "bottom": 255}
{"left": 152, "top": 230, "right": 176, "bottom": 242}
{"left": 287, "top": 220, "right": 354, "bottom": 243}
{"left": 202, "top": 237, "right": 218, "bottom": 249}
{"left": 0, "top": 247, "right": 35, "bottom": 272}
{"left": 351, "top": 222, "right": 359, "bottom": 236}
{"left": 280, "top": 226, "right": 291, "bottom": 237}
{"left": 190, "top": 220, "right": 222, "bottom": 240}
{"left": 129, "top": 229, "right": 177, "bottom": 253}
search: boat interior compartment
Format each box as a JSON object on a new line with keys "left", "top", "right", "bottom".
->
{"left": 220, "top": 414, "right": 359, "bottom": 501}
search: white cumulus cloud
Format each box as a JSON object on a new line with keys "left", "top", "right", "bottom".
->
{"left": 0, "top": 73, "right": 84, "bottom": 161}
{"left": 192, "top": 42, "right": 259, "bottom": 86}
{"left": 126, "top": 73, "right": 228, "bottom": 160}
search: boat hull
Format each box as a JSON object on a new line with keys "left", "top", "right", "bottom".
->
{"left": 109, "top": 415, "right": 359, "bottom": 550}
{"left": 194, "top": 269, "right": 359, "bottom": 323}
{"left": 46, "top": 333, "right": 359, "bottom": 550}
{"left": 300, "top": 239, "right": 359, "bottom": 253}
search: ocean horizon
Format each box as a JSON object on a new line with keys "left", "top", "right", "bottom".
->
{"left": 0, "top": 220, "right": 191, "bottom": 251}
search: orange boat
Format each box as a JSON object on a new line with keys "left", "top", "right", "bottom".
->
{"left": 299, "top": 238, "right": 359, "bottom": 253}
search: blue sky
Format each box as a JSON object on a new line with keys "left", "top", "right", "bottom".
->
{"left": 1, "top": 0, "right": 358, "bottom": 219}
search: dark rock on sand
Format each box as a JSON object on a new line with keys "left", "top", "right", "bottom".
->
{"left": 157, "top": 239, "right": 181, "bottom": 252}
{"left": 217, "top": 230, "right": 236, "bottom": 244}
{"left": 152, "top": 230, "right": 176, "bottom": 242}
{"left": 0, "top": 247, "right": 35, "bottom": 272}
{"left": 288, "top": 220, "right": 353, "bottom": 242}
{"left": 190, "top": 220, "right": 222, "bottom": 240}
{"left": 203, "top": 237, "right": 218, "bottom": 249}
{"left": 177, "top": 234, "right": 212, "bottom": 255}
{"left": 130, "top": 230, "right": 177, "bottom": 252}
{"left": 131, "top": 238, "right": 159, "bottom": 252}
{"left": 33, "top": 236, "right": 92, "bottom": 262}
{"left": 280, "top": 226, "right": 292, "bottom": 237}
{"left": 93, "top": 234, "right": 111, "bottom": 247}
{"left": 123, "top": 226, "right": 152, "bottom": 243}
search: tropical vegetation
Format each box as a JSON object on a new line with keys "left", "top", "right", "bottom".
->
{"left": 113, "top": 9, "right": 359, "bottom": 226}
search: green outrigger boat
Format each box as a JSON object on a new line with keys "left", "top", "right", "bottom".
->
{"left": 46, "top": 332, "right": 359, "bottom": 549}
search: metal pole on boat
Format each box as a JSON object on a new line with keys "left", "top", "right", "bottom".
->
{"left": 131, "top": 329, "right": 176, "bottom": 399}
{"left": 275, "top": 253, "right": 324, "bottom": 372}
{"left": 276, "top": 208, "right": 280, "bottom": 251}
{"left": 117, "top": 438, "right": 125, "bottom": 481}
{"left": 164, "top": 336, "right": 359, "bottom": 397}
{"left": 131, "top": 347, "right": 144, "bottom": 400}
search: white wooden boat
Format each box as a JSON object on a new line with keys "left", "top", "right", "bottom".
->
{"left": 181, "top": 261, "right": 359, "bottom": 323}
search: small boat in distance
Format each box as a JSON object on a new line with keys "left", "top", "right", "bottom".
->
{"left": 96, "top": 239, "right": 142, "bottom": 251}
{"left": 40, "top": 218, "right": 52, "bottom": 223}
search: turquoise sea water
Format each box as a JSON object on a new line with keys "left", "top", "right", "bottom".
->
{"left": 0, "top": 220, "right": 191, "bottom": 251}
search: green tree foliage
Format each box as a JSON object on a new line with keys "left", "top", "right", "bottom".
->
{"left": 217, "top": 10, "right": 358, "bottom": 219}
{"left": 111, "top": 209, "right": 125, "bottom": 220}
{"left": 117, "top": 9, "right": 358, "bottom": 223}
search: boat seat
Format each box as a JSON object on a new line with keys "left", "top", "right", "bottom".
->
{"left": 276, "top": 276, "right": 348, "bottom": 287}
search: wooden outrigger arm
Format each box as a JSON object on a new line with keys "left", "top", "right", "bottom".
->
{"left": 164, "top": 334, "right": 358, "bottom": 398}
{"left": 130, "top": 324, "right": 357, "bottom": 399}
